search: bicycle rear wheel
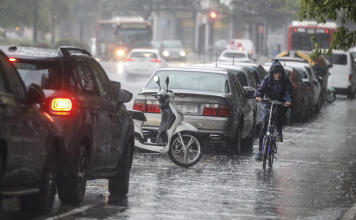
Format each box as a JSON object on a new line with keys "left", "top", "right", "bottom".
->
{"left": 262, "top": 138, "right": 269, "bottom": 169}
{"left": 268, "top": 140, "right": 276, "bottom": 167}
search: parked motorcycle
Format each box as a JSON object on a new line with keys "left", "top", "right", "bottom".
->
{"left": 130, "top": 76, "right": 203, "bottom": 167}
{"left": 324, "top": 87, "right": 336, "bottom": 103}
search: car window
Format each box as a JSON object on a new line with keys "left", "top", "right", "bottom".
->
{"left": 257, "top": 66, "right": 269, "bottom": 78}
{"left": 326, "top": 54, "right": 347, "bottom": 65}
{"left": 0, "top": 57, "right": 8, "bottom": 92}
{"left": 0, "top": 56, "right": 26, "bottom": 99}
{"left": 231, "top": 74, "right": 245, "bottom": 96}
{"left": 74, "top": 61, "right": 97, "bottom": 96}
{"left": 235, "top": 72, "right": 248, "bottom": 87}
{"left": 294, "top": 66, "right": 308, "bottom": 79}
{"left": 13, "top": 60, "right": 62, "bottom": 90}
{"left": 222, "top": 53, "right": 246, "bottom": 58}
{"left": 146, "top": 70, "right": 230, "bottom": 93}
{"left": 293, "top": 69, "right": 303, "bottom": 83}
{"left": 247, "top": 71, "right": 256, "bottom": 88}
{"left": 89, "top": 61, "right": 113, "bottom": 100}
{"left": 130, "top": 52, "right": 157, "bottom": 59}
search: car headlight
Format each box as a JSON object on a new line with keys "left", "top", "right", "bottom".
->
{"left": 179, "top": 51, "right": 186, "bottom": 57}
{"left": 117, "top": 50, "right": 125, "bottom": 56}
{"left": 163, "top": 51, "right": 170, "bottom": 57}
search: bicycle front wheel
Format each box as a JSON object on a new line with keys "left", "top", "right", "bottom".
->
{"left": 262, "top": 138, "right": 270, "bottom": 169}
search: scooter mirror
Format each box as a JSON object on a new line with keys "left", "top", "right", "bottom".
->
{"left": 165, "top": 77, "right": 169, "bottom": 90}
{"left": 154, "top": 76, "right": 160, "bottom": 85}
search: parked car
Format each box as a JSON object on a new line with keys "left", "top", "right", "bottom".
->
{"left": 192, "top": 63, "right": 261, "bottom": 129}
{"left": 266, "top": 61, "right": 323, "bottom": 114}
{"left": 263, "top": 65, "right": 312, "bottom": 123}
{"left": 133, "top": 67, "right": 256, "bottom": 152}
{"left": 159, "top": 40, "right": 186, "bottom": 62}
{"left": 0, "top": 45, "right": 135, "bottom": 205}
{"left": 326, "top": 50, "right": 356, "bottom": 98}
{"left": 218, "top": 50, "right": 252, "bottom": 63}
{"left": 226, "top": 62, "right": 269, "bottom": 88}
{"left": 0, "top": 50, "right": 62, "bottom": 216}
{"left": 124, "top": 49, "right": 169, "bottom": 81}
{"left": 226, "top": 39, "right": 256, "bottom": 60}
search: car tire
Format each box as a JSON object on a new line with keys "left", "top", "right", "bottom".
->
{"left": 57, "top": 145, "right": 87, "bottom": 205}
{"left": 19, "top": 144, "right": 57, "bottom": 217}
{"left": 108, "top": 140, "right": 133, "bottom": 197}
{"left": 243, "top": 118, "right": 256, "bottom": 149}
{"left": 227, "top": 124, "right": 242, "bottom": 154}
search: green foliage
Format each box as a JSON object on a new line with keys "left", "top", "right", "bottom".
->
{"left": 298, "top": 0, "right": 356, "bottom": 59}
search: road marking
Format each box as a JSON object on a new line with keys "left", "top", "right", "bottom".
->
{"left": 45, "top": 204, "right": 95, "bottom": 220}
{"left": 341, "top": 203, "right": 356, "bottom": 220}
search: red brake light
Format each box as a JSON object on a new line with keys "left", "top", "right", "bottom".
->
{"left": 217, "top": 105, "right": 232, "bottom": 117}
{"left": 133, "top": 100, "right": 146, "bottom": 112}
{"left": 146, "top": 100, "right": 161, "bottom": 113}
{"left": 150, "top": 59, "right": 161, "bottom": 63}
{"left": 203, "top": 104, "right": 218, "bottom": 116}
{"left": 125, "top": 58, "right": 135, "bottom": 62}
{"left": 294, "top": 28, "right": 297, "bottom": 32}
{"left": 349, "top": 74, "right": 352, "bottom": 81}
{"left": 9, "top": 58, "right": 16, "bottom": 62}
{"left": 326, "top": 29, "right": 329, "bottom": 34}
{"left": 250, "top": 50, "right": 253, "bottom": 55}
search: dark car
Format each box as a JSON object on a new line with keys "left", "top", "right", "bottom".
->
{"left": 0, "top": 46, "right": 135, "bottom": 205}
{"left": 0, "top": 50, "right": 63, "bottom": 216}
{"left": 133, "top": 67, "right": 256, "bottom": 152}
{"left": 159, "top": 40, "right": 186, "bottom": 62}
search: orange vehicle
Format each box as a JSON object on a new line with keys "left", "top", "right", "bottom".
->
{"left": 287, "top": 21, "right": 337, "bottom": 51}
{"left": 95, "top": 17, "right": 152, "bottom": 60}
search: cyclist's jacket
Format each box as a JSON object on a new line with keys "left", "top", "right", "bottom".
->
{"left": 254, "top": 60, "right": 293, "bottom": 120}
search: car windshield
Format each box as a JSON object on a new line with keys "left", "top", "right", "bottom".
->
{"left": 163, "top": 41, "right": 183, "bottom": 48}
{"left": 130, "top": 52, "right": 157, "bottom": 59}
{"left": 145, "top": 70, "right": 230, "bottom": 93}
{"left": 223, "top": 53, "right": 246, "bottom": 58}
{"left": 13, "top": 60, "right": 62, "bottom": 89}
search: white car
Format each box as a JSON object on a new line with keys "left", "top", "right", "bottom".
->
{"left": 218, "top": 50, "right": 252, "bottom": 63}
{"left": 326, "top": 50, "right": 356, "bottom": 98}
{"left": 226, "top": 39, "right": 256, "bottom": 60}
{"left": 124, "top": 49, "right": 169, "bottom": 81}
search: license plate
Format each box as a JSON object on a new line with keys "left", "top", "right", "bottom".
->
{"left": 180, "top": 105, "right": 199, "bottom": 114}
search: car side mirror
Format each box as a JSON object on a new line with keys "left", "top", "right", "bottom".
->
{"left": 117, "top": 89, "right": 133, "bottom": 103}
{"left": 28, "top": 83, "right": 45, "bottom": 105}
{"left": 243, "top": 87, "right": 256, "bottom": 99}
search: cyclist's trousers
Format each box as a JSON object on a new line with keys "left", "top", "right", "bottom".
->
{"left": 259, "top": 106, "right": 287, "bottom": 151}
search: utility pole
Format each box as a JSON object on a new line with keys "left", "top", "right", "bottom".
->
{"left": 33, "top": 0, "right": 38, "bottom": 43}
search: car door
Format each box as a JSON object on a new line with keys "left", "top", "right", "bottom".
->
{"left": 74, "top": 60, "right": 110, "bottom": 171}
{"left": 88, "top": 61, "right": 123, "bottom": 170}
{"left": 0, "top": 53, "right": 43, "bottom": 191}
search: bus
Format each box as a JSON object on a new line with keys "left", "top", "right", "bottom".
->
{"left": 288, "top": 21, "right": 337, "bottom": 51}
{"left": 95, "top": 17, "right": 152, "bottom": 60}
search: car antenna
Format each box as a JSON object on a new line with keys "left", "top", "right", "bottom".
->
{"left": 215, "top": 51, "right": 218, "bottom": 67}
{"left": 233, "top": 56, "right": 234, "bottom": 65}
{"left": 204, "top": 51, "right": 205, "bottom": 67}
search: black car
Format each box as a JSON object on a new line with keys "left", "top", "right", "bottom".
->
{"left": 0, "top": 46, "right": 135, "bottom": 205}
{"left": 0, "top": 50, "right": 62, "bottom": 216}
{"left": 227, "top": 62, "right": 269, "bottom": 88}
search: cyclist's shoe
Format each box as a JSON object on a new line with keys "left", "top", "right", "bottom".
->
{"left": 276, "top": 132, "right": 283, "bottom": 142}
{"left": 255, "top": 151, "right": 263, "bottom": 162}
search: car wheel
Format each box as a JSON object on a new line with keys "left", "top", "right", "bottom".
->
{"left": 227, "top": 124, "right": 242, "bottom": 154}
{"left": 243, "top": 118, "right": 255, "bottom": 149}
{"left": 57, "top": 145, "right": 87, "bottom": 205}
{"left": 19, "top": 144, "right": 57, "bottom": 217}
{"left": 108, "top": 140, "right": 133, "bottom": 196}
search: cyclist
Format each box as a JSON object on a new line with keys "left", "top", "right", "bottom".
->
{"left": 254, "top": 60, "right": 293, "bottom": 161}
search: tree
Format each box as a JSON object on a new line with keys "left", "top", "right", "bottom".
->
{"left": 298, "top": 0, "right": 356, "bottom": 59}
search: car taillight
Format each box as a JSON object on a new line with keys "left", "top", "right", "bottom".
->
{"left": 349, "top": 74, "right": 352, "bottom": 81}
{"left": 203, "top": 104, "right": 232, "bottom": 117}
{"left": 146, "top": 100, "right": 161, "bottom": 113}
{"left": 9, "top": 58, "right": 16, "bottom": 62}
{"left": 203, "top": 104, "right": 219, "bottom": 116}
{"left": 125, "top": 57, "right": 135, "bottom": 62}
{"left": 150, "top": 59, "right": 161, "bottom": 63}
{"left": 133, "top": 100, "right": 146, "bottom": 112}
{"left": 217, "top": 105, "right": 233, "bottom": 117}
{"left": 51, "top": 98, "right": 72, "bottom": 115}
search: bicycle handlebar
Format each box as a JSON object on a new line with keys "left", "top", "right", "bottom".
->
{"left": 262, "top": 98, "right": 287, "bottom": 106}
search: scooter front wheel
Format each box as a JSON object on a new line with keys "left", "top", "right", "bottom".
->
{"left": 168, "top": 132, "right": 202, "bottom": 168}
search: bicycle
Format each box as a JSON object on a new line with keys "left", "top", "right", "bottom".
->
{"left": 261, "top": 98, "right": 287, "bottom": 169}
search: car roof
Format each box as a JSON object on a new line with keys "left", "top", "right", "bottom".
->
{"left": 220, "top": 50, "right": 248, "bottom": 55}
{"left": 272, "top": 57, "right": 308, "bottom": 63}
{"left": 158, "top": 67, "right": 229, "bottom": 75}
{"left": 263, "top": 64, "right": 293, "bottom": 72}
{"left": 129, "top": 49, "right": 159, "bottom": 53}
{"left": 193, "top": 63, "right": 247, "bottom": 71}
{"left": 0, "top": 45, "right": 92, "bottom": 59}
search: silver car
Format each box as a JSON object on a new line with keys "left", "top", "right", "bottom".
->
{"left": 133, "top": 67, "right": 257, "bottom": 152}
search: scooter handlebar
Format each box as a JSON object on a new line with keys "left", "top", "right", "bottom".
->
{"left": 262, "top": 98, "right": 287, "bottom": 107}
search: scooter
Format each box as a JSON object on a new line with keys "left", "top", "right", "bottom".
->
{"left": 130, "top": 76, "right": 203, "bottom": 167}
{"left": 324, "top": 87, "right": 336, "bottom": 103}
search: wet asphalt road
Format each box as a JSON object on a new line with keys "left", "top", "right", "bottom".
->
{"left": 1, "top": 62, "right": 356, "bottom": 219}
